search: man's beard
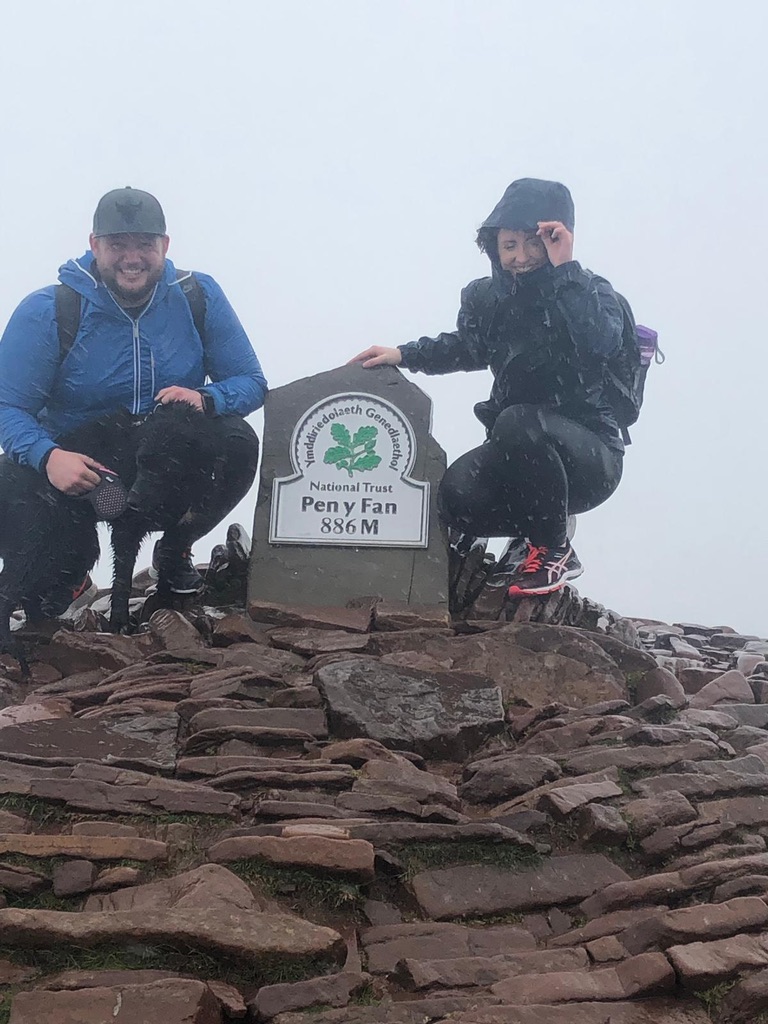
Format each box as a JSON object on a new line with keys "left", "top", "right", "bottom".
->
{"left": 99, "top": 264, "right": 164, "bottom": 306}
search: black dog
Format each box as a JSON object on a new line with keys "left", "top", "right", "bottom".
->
{"left": 0, "top": 402, "right": 221, "bottom": 673}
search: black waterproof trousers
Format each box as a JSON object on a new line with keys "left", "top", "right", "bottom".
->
{"left": 437, "top": 404, "right": 623, "bottom": 547}
{"left": 0, "top": 414, "right": 260, "bottom": 604}
{"left": 154, "top": 414, "right": 260, "bottom": 559}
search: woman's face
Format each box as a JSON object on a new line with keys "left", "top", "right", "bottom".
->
{"left": 497, "top": 228, "right": 549, "bottom": 275}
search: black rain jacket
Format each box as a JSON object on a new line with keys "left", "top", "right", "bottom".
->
{"left": 398, "top": 182, "right": 626, "bottom": 452}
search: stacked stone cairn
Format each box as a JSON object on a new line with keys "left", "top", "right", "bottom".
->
{"left": 0, "top": 534, "right": 767, "bottom": 1021}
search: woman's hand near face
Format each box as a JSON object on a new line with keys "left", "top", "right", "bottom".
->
{"left": 347, "top": 346, "right": 403, "bottom": 368}
{"left": 537, "top": 221, "right": 574, "bottom": 267}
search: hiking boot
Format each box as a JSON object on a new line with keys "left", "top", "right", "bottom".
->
{"left": 149, "top": 542, "right": 204, "bottom": 594}
{"left": 507, "top": 543, "right": 583, "bottom": 598}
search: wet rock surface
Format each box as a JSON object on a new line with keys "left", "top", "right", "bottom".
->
{"left": 2, "top": 551, "right": 768, "bottom": 1021}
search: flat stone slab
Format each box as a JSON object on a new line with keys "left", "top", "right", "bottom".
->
{"left": 342, "top": 822, "right": 535, "bottom": 849}
{"left": 562, "top": 740, "right": 721, "bottom": 775}
{"left": 21, "top": 762, "right": 241, "bottom": 817}
{"left": 460, "top": 754, "right": 561, "bottom": 805}
{"left": 187, "top": 707, "right": 328, "bottom": 737}
{"left": 441, "top": 999, "right": 711, "bottom": 1023}
{"left": 84, "top": 864, "right": 257, "bottom": 913}
{"left": 631, "top": 771, "right": 768, "bottom": 802}
{"left": 361, "top": 922, "right": 536, "bottom": 974}
{"left": 208, "top": 834, "right": 375, "bottom": 880}
{"left": 0, "top": 906, "right": 342, "bottom": 963}
{"left": 490, "top": 952, "right": 675, "bottom": 1004}
{"left": 548, "top": 906, "right": 672, "bottom": 948}
{"left": 9, "top": 979, "right": 223, "bottom": 1024}
{"left": 537, "top": 779, "right": 623, "bottom": 817}
{"left": 0, "top": 718, "right": 161, "bottom": 762}
{"left": 619, "top": 896, "right": 768, "bottom": 954}
{"left": 580, "top": 852, "right": 768, "bottom": 918}
{"left": 668, "top": 930, "right": 768, "bottom": 987}
{"left": 251, "top": 970, "right": 370, "bottom": 1019}
{"left": 315, "top": 658, "right": 504, "bottom": 758}
{"left": 0, "top": 834, "right": 166, "bottom": 861}
{"left": 396, "top": 947, "right": 588, "bottom": 990}
{"left": 268, "top": 627, "right": 372, "bottom": 656}
{"left": 411, "top": 854, "right": 629, "bottom": 920}
{"left": 177, "top": 756, "right": 354, "bottom": 779}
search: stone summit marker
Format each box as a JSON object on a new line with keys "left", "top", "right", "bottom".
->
{"left": 248, "top": 364, "right": 448, "bottom": 611}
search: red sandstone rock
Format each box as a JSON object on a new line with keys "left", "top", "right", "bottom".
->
{"left": 208, "top": 834, "right": 375, "bottom": 880}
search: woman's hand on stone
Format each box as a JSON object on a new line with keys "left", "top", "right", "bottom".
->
{"left": 347, "top": 346, "right": 403, "bottom": 368}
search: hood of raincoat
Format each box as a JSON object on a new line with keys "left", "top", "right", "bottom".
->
{"left": 482, "top": 178, "right": 575, "bottom": 233}
{"left": 479, "top": 178, "right": 575, "bottom": 296}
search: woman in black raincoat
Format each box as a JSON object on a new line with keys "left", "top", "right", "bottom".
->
{"left": 350, "top": 178, "right": 627, "bottom": 598}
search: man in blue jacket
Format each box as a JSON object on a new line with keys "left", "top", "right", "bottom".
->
{"left": 0, "top": 186, "right": 267, "bottom": 599}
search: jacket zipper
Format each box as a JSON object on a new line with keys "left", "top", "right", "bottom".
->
{"left": 106, "top": 285, "right": 158, "bottom": 414}
{"left": 132, "top": 318, "right": 142, "bottom": 413}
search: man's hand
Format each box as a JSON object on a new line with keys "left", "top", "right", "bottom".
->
{"left": 46, "top": 449, "right": 110, "bottom": 495}
{"left": 154, "top": 386, "right": 204, "bottom": 411}
{"left": 537, "top": 221, "right": 574, "bottom": 267}
{"left": 347, "top": 346, "right": 403, "bottom": 368}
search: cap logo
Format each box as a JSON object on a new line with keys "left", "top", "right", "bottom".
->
{"left": 115, "top": 197, "right": 143, "bottom": 224}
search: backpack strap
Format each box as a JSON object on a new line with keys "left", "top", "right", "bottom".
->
{"left": 175, "top": 270, "right": 207, "bottom": 345}
{"left": 54, "top": 284, "right": 82, "bottom": 362}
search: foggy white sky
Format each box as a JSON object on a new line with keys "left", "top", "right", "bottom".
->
{"left": 1, "top": 0, "right": 766, "bottom": 633}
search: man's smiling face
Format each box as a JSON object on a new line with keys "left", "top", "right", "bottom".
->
{"left": 90, "top": 232, "right": 169, "bottom": 305}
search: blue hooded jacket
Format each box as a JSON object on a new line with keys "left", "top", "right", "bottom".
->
{"left": 0, "top": 252, "right": 268, "bottom": 471}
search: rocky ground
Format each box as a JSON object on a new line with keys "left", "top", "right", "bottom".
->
{"left": 0, "top": 546, "right": 767, "bottom": 1021}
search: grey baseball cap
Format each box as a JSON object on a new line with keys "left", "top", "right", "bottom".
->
{"left": 92, "top": 186, "right": 167, "bottom": 237}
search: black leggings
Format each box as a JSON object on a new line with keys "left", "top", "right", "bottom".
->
{"left": 437, "top": 404, "right": 623, "bottom": 547}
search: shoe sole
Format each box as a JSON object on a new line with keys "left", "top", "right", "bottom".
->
{"left": 508, "top": 566, "right": 584, "bottom": 598}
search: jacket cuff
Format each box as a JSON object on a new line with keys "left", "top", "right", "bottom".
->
{"left": 397, "top": 343, "right": 420, "bottom": 371}
{"left": 30, "top": 440, "right": 59, "bottom": 474}
{"left": 551, "top": 260, "right": 585, "bottom": 286}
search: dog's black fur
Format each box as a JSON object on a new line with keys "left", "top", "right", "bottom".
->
{"left": 0, "top": 403, "right": 220, "bottom": 673}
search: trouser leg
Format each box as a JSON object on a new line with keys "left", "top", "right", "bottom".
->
{"left": 157, "top": 415, "right": 260, "bottom": 556}
{"left": 438, "top": 404, "right": 623, "bottom": 546}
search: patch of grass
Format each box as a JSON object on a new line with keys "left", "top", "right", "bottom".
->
{"left": 351, "top": 982, "right": 381, "bottom": 1006}
{"left": 0, "top": 794, "right": 72, "bottom": 827}
{"left": 545, "top": 820, "right": 580, "bottom": 848}
{"left": 0, "top": 995, "right": 10, "bottom": 1024}
{"left": 646, "top": 704, "right": 680, "bottom": 725}
{"left": 616, "top": 765, "right": 661, "bottom": 796}
{"left": 3, "top": 889, "right": 83, "bottom": 912}
{"left": 460, "top": 910, "right": 525, "bottom": 926}
{"left": 0, "top": 942, "right": 338, "bottom": 989}
{"left": 394, "top": 840, "right": 542, "bottom": 881}
{"left": 624, "top": 671, "right": 643, "bottom": 705}
{"left": 693, "top": 979, "right": 737, "bottom": 1019}
{"left": 229, "top": 858, "right": 366, "bottom": 914}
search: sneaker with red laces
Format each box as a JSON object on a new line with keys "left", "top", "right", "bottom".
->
{"left": 507, "top": 543, "right": 583, "bottom": 597}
